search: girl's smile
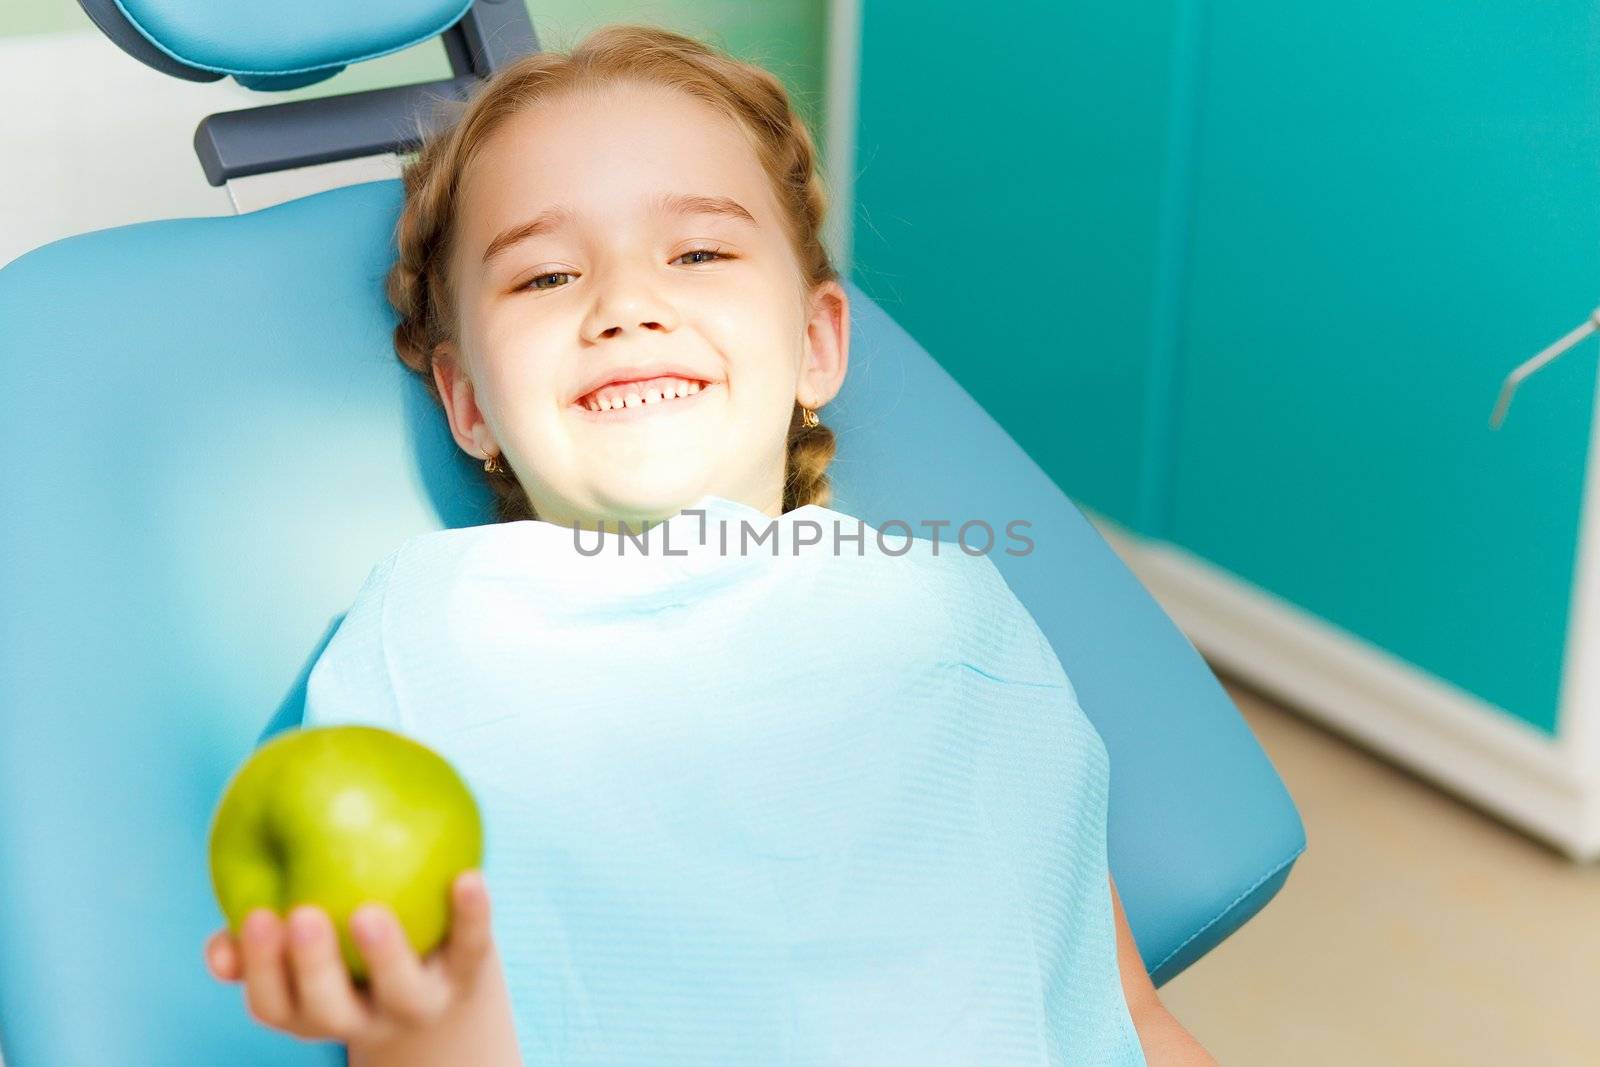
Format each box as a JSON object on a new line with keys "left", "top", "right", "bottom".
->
{"left": 569, "top": 378, "right": 720, "bottom": 423}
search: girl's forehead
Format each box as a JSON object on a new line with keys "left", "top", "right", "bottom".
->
{"left": 471, "top": 85, "right": 764, "bottom": 196}
{"left": 457, "top": 95, "right": 776, "bottom": 253}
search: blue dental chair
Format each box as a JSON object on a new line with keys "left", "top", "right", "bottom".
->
{"left": 0, "top": 3, "right": 1306, "bottom": 1064}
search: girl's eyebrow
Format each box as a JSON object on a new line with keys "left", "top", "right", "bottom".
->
{"left": 481, "top": 193, "right": 757, "bottom": 266}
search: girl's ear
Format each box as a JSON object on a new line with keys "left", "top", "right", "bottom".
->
{"left": 798, "top": 281, "right": 850, "bottom": 408}
{"left": 432, "top": 341, "right": 496, "bottom": 459}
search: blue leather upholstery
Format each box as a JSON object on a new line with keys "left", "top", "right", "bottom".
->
{"left": 0, "top": 179, "right": 1305, "bottom": 1066}
{"left": 113, "top": 0, "right": 472, "bottom": 76}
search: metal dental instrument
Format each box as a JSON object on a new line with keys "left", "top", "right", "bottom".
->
{"left": 1490, "top": 305, "right": 1600, "bottom": 429}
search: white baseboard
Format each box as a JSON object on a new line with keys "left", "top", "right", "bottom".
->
{"left": 1083, "top": 508, "right": 1600, "bottom": 862}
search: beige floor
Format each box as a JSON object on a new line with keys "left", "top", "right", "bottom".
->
{"left": 1156, "top": 665, "right": 1600, "bottom": 1066}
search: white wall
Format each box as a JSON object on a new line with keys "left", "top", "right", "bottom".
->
{"left": 0, "top": 29, "right": 246, "bottom": 268}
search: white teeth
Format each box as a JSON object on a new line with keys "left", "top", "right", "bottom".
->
{"left": 580, "top": 378, "right": 707, "bottom": 412}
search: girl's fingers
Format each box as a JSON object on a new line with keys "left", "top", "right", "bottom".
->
{"left": 285, "top": 905, "right": 373, "bottom": 1042}
{"left": 239, "top": 909, "right": 297, "bottom": 1032}
{"left": 225, "top": 881, "right": 491, "bottom": 1040}
{"left": 442, "top": 869, "right": 494, "bottom": 989}
{"left": 206, "top": 930, "right": 242, "bottom": 982}
{"left": 353, "top": 902, "right": 447, "bottom": 1027}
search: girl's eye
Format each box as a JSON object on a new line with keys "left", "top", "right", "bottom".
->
{"left": 520, "top": 271, "right": 575, "bottom": 292}
{"left": 515, "top": 248, "right": 734, "bottom": 293}
{"left": 677, "top": 247, "right": 733, "bottom": 266}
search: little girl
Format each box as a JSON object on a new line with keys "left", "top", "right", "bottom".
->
{"left": 203, "top": 23, "right": 1213, "bottom": 1066}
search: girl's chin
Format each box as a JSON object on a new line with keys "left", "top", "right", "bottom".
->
{"left": 585, "top": 477, "right": 711, "bottom": 518}
{"left": 539, "top": 488, "right": 706, "bottom": 533}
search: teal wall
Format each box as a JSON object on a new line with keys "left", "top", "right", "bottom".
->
{"left": 854, "top": 1, "right": 1599, "bottom": 736}
{"left": 855, "top": 2, "right": 1183, "bottom": 528}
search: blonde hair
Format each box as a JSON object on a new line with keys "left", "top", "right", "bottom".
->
{"left": 385, "top": 23, "right": 840, "bottom": 523}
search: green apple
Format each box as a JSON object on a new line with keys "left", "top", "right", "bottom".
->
{"left": 208, "top": 725, "right": 484, "bottom": 982}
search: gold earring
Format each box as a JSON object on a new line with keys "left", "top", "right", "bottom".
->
{"left": 800, "top": 406, "right": 819, "bottom": 429}
{"left": 483, "top": 451, "right": 505, "bottom": 475}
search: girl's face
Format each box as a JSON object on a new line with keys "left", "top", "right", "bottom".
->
{"left": 434, "top": 80, "right": 849, "bottom": 529}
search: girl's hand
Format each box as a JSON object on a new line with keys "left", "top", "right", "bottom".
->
{"left": 203, "top": 869, "right": 495, "bottom": 1051}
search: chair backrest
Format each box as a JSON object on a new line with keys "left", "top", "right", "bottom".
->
{"left": 0, "top": 179, "right": 1305, "bottom": 1065}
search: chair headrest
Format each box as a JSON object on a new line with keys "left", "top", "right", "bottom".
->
{"left": 87, "top": 0, "right": 473, "bottom": 89}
